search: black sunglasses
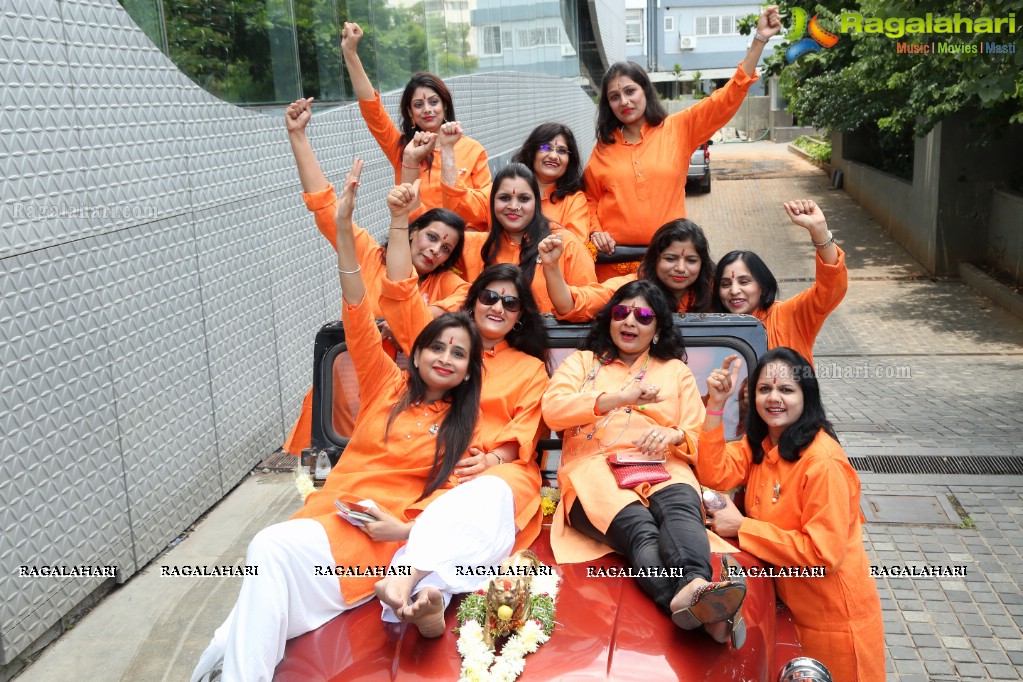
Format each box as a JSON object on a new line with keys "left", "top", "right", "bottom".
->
{"left": 478, "top": 289, "right": 522, "bottom": 312}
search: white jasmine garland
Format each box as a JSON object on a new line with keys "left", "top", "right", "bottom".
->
{"left": 294, "top": 466, "right": 316, "bottom": 501}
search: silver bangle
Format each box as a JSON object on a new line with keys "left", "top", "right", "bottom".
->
{"left": 337, "top": 263, "right": 362, "bottom": 275}
{"left": 812, "top": 231, "right": 834, "bottom": 249}
{"left": 753, "top": 32, "right": 769, "bottom": 43}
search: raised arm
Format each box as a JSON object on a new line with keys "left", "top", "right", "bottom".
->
{"left": 335, "top": 159, "right": 367, "bottom": 306}
{"left": 696, "top": 355, "right": 751, "bottom": 490}
{"left": 340, "top": 23, "right": 374, "bottom": 101}
{"left": 740, "top": 6, "right": 782, "bottom": 76}
{"left": 783, "top": 199, "right": 838, "bottom": 266}
{"left": 400, "top": 131, "right": 438, "bottom": 182}
{"left": 285, "top": 97, "right": 330, "bottom": 193}
{"left": 538, "top": 234, "right": 575, "bottom": 316}
{"left": 384, "top": 180, "right": 423, "bottom": 282}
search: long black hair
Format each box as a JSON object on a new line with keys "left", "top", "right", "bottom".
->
{"left": 637, "top": 219, "right": 715, "bottom": 313}
{"left": 381, "top": 208, "right": 466, "bottom": 278}
{"left": 510, "top": 122, "right": 585, "bottom": 203}
{"left": 596, "top": 61, "right": 667, "bottom": 144}
{"left": 582, "top": 280, "right": 686, "bottom": 363}
{"left": 745, "top": 347, "right": 838, "bottom": 464}
{"left": 385, "top": 312, "right": 483, "bottom": 498}
{"left": 714, "top": 251, "right": 779, "bottom": 313}
{"left": 462, "top": 264, "right": 550, "bottom": 366}
{"left": 397, "top": 72, "right": 455, "bottom": 158}
{"left": 481, "top": 163, "right": 550, "bottom": 282}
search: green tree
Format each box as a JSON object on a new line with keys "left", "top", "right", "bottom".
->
{"left": 740, "top": 0, "right": 1023, "bottom": 167}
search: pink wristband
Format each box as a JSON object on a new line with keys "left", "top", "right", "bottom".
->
{"left": 706, "top": 408, "right": 725, "bottom": 416}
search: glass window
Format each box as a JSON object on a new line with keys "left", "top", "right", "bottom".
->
{"left": 626, "top": 9, "right": 643, "bottom": 45}
{"left": 546, "top": 27, "right": 561, "bottom": 45}
{"left": 664, "top": 16, "right": 675, "bottom": 33}
{"left": 481, "top": 25, "right": 503, "bottom": 56}
{"left": 695, "top": 16, "right": 708, "bottom": 36}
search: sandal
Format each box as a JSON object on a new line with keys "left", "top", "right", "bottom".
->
{"left": 721, "top": 555, "right": 747, "bottom": 649}
{"left": 670, "top": 576, "right": 746, "bottom": 630}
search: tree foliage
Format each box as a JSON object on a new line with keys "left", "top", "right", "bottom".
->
{"left": 741, "top": 0, "right": 1023, "bottom": 144}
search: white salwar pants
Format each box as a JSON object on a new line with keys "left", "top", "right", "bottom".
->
{"left": 191, "top": 476, "right": 515, "bottom": 682}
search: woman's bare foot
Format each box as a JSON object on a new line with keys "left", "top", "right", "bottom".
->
{"left": 400, "top": 587, "right": 446, "bottom": 638}
{"left": 375, "top": 574, "right": 416, "bottom": 618}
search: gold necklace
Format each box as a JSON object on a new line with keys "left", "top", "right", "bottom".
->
{"left": 572, "top": 353, "right": 650, "bottom": 451}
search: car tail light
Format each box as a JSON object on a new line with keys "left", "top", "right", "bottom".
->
{"left": 703, "top": 145, "right": 710, "bottom": 162}
{"left": 778, "top": 657, "right": 832, "bottom": 682}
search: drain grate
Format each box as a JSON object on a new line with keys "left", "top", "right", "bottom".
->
{"left": 849, "top": 455, "right": 1023, "bottom": 476}
{"left": 257, "top": 450, "right": 300, "bottom": 472}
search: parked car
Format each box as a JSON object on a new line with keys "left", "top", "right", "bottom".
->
{"left": 687, "top": 140, "right": 712, "bottom": 193}
{"left": 279, "top": 314, "right": 828, "bottom": 681}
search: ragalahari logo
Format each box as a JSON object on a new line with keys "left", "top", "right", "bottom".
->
{"left": 785, "top": 8, "right": 840, "bottom": 62}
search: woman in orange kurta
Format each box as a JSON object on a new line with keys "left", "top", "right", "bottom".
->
{"left": 282, "top": 98, "right": 470, "bottom": 453}
{"left": 698, "top": 348, "right": 884, "bottom": 681}
{"left": 191, "top": 161, "right": 497, "bottom": 682}
{"left": 378, "top": 182, "right": 550, "bottom": 552}
{"left": 583, "top": 6, "right": 781, "bottom": 280}
{"left": 454, "top": 163, "right": 596, "bottom": 313}
{"left": 540, "top": 218, "right": 715, "bottom": 322}
{"left": 715, "top": 200, "right": 847, "bottom": 366}
{"left": 341, "top": 22, "right": 490, "bottom": 230}
{"left": 441, "top": 122, "right": 594, "bottom": 243}
{"left": 541, "top": 280, "right": 744, "bottom": 643}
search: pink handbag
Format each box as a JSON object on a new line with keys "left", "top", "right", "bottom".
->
{"left": 606, "top": 456, "right": 670, "bottom": 489}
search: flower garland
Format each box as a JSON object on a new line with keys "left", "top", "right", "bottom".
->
{"left": 294, "top": 465, "right": 316, "bottom": 502}
{"left": 455, "top": 571, "right": 559, "bottom": 682}
{"left": 540, "top": 487, "right": 560, "bottom": 517}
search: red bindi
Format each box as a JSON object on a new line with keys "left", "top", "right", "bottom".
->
{"left": 448, "top": 336, "right": 454, "bottom": 345}
{"left": 773, "top": 376, "right": 777, "bottom": 386}
{"left": 731, "top": 270, "right": 735, "bottom": 280}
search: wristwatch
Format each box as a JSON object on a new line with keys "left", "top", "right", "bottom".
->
{"left": 753, "top": 32, "right": 769, "bottom": 43}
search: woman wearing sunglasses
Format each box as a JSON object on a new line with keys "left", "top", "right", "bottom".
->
{"left": 341, "top": 22, "right": 491, "bottom": 230}
{"left": 437, "top": 122, "right": 594, "bottom": 243}
{"left": 698, "top": 350, "right": 884, "bottom": 681}
{"left": 456, "top": 163, "right": 596, "bottom": 313}
{"left": 192, "top": 161, "right": 506, "bottom": 682}
{"left": 541, "top": 280, "right": 746, "bottom": 644}
{"left": 378, "top": 181, "right": 551, "bottom": 552}
{"left": 539, "top": 218, "right": 715, "bottom": 322}
{"left": 714, "top": 199, "right": 846, "bottom": 366}
{"left": 282, "top": 98, "right": 471, "bottom": 454}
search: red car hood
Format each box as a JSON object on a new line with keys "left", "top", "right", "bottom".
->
{"left": 275, "top": 529, "right": 803, "bottom": 681}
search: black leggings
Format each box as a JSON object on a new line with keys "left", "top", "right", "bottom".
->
{"left": 569, "top": 484, "right": 712, "bottom": 613}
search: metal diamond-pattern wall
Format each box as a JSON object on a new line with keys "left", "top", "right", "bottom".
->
{"left": 0, "top": 0, "right": 596, "bottom": 664}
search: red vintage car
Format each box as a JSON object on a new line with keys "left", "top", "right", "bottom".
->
{"left": 276, "top": 315, "right": 831, "bottom": 682}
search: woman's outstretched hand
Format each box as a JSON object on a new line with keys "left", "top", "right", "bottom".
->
{"left": 706, "top": 355, "right": 742, "bottom": 410}
{"left": 341, "top": 22, "right": 363, "bottom": 54}
{"left": 387, "top": 179, "right": 422, "bottom": 218}
{"left": 755, "top": 5, "right": 783, "bottom": 40}
{"left": 285, "top": 97, "right": 313, "bottom": 134}
{"left": 706, "top": 494, "right": 744, "bottom": 538}
{"left": 334, "top": 158, "right": 363, "bottom": 228}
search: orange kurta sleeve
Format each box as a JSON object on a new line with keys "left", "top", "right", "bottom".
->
{"left": 379, "top": 275, "right": 434, "bottom": 356}
{"left": 695, "top": 424, "right": 753, "bottom": 492}
{"left": 302, "top": 183, "right": 380, "bottom": 258}
{"left": 560, "top": 273, "right": 635, "bottom": 321}
{"left": 420, "top": 269, "right": 470, "bottom": 312}
{"left": 542, "top": 189, "right": 592, "bottom": 243}
{"left": 482, "top": 352, "right": 548, "bottom": 461}
{"left": 340, "top": 295, "right": 401, "bottom": 399}
{"left": 357, "top": 91, "right": 403, "bottom": 168}
{"left": 737, "top": 450, "right": 860, "bottom": 573}
{"left": 584, "top": 65, "right": 757, "bottom": 246}
{"left": 441, "top": 176, "right": 491, "bottom": 229}
{"left": 453, "top": 231, "right": 488, "bottom": 281}
{"left": 761, "top": 246, "right": 848, "bottom": 365}
{"left": 557, "top": 228, "right": 597, "bottom": 287}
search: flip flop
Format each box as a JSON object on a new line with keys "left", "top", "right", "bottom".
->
{"left": 670, "top": 578, "right": 746, "bottom": 630}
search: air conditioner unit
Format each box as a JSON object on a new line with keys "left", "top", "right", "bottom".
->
{"left": 680, "top": 35, "right": 697, "bottom": 50}
{"left": 561, "top": 43, "right": 577, "bottom": 57}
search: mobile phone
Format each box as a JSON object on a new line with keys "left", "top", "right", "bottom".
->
{"left": 334, "top": 500, "right": 377, "bottom": 523}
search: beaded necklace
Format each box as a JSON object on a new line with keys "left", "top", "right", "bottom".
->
{"left": 572, "top": 352, "right": 650, "bottom": 452}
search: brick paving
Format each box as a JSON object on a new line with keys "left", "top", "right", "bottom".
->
{"left": 698, "top": 142, "right": 1023, "bottom": 680}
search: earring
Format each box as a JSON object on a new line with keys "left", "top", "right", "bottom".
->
{"left": 413, "top": 359, "right": 419, "bottom": 368}
{"left": 653, "top": 333, "right": 660, "bottom": 344}
{"left": 512, "top": 321, "right": 523, "bottom": 331}
{"left": 463, "top": 375, "right": 470, "bottom": 383}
